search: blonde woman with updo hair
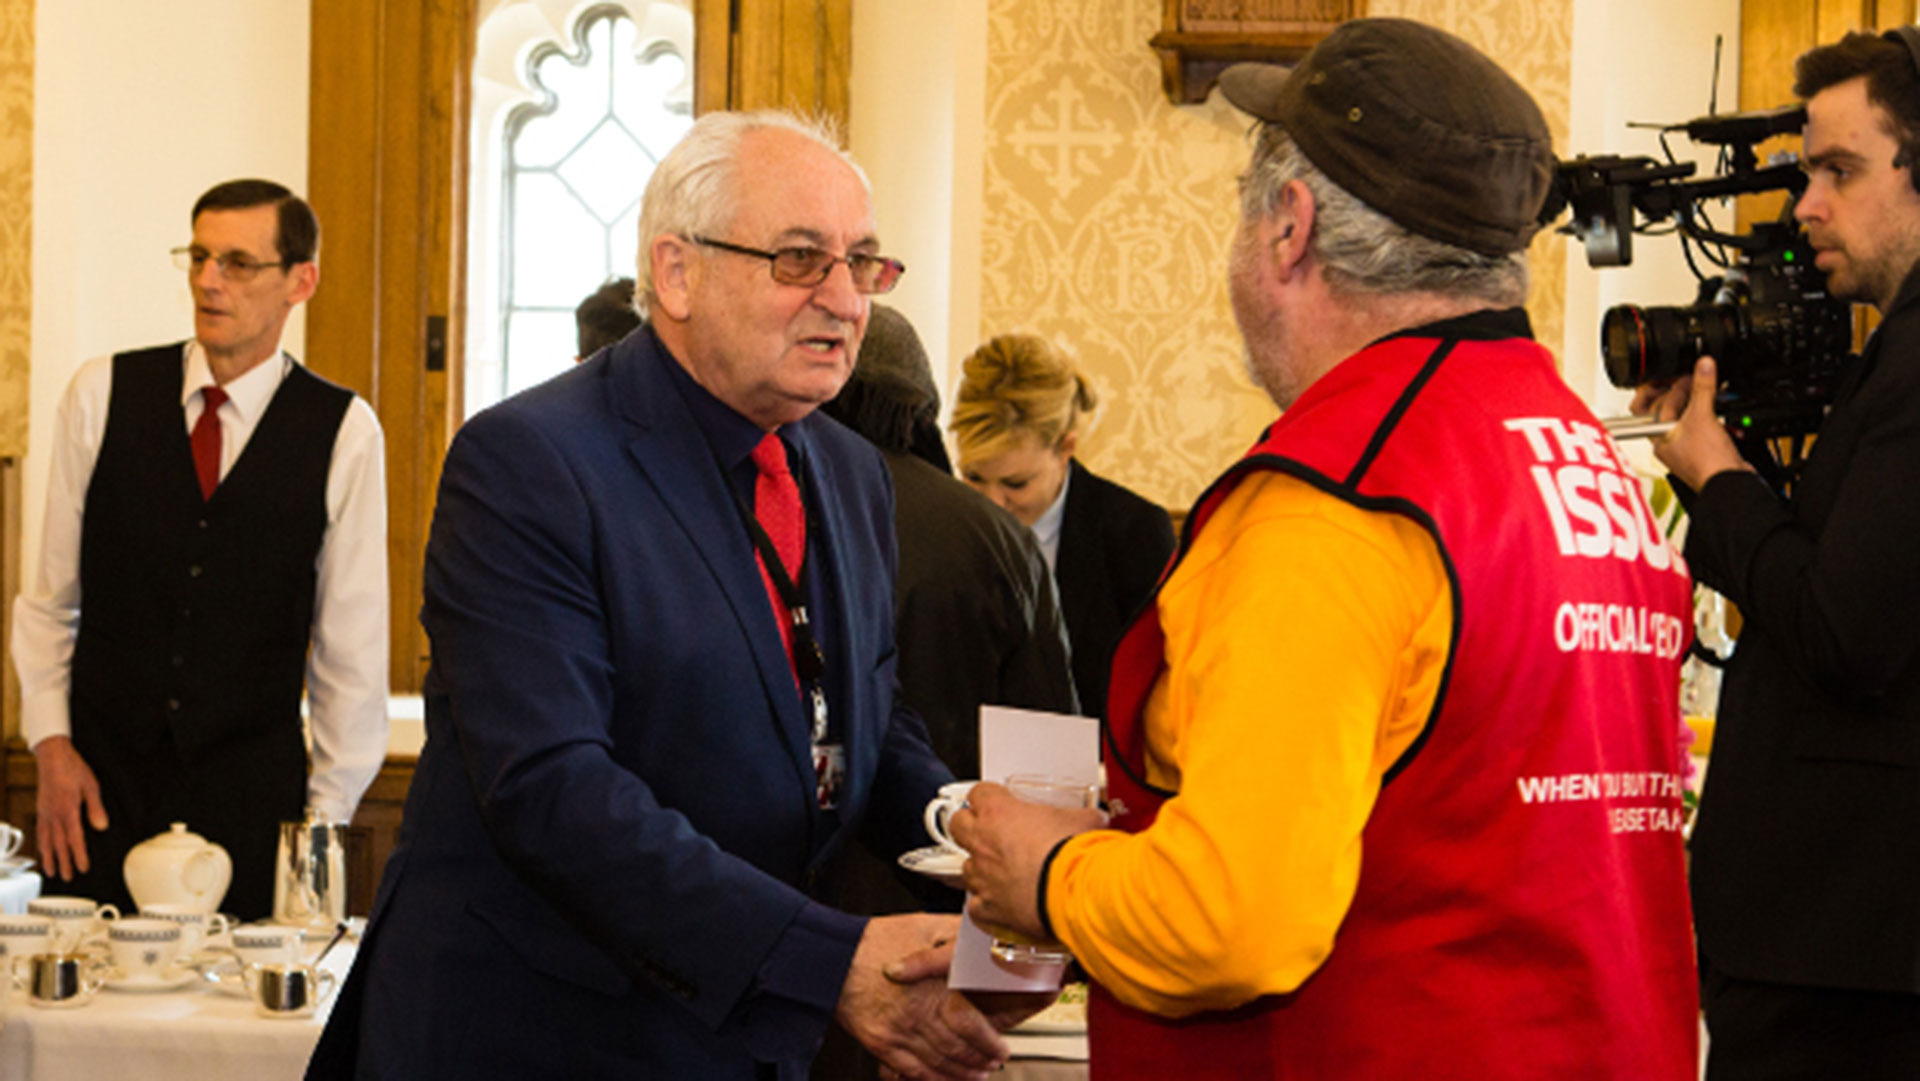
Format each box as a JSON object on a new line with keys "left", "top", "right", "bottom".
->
{"left": 951, "top": 334, "right": 1175, "bottom": 718}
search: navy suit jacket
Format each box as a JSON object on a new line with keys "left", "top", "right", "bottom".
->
{"left": 309, "top": 327, "right": 951, "bottom": 1080}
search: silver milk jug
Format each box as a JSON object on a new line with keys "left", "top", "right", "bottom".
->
{"left": 272, "top": 816, "right": 350, "bottom": 932}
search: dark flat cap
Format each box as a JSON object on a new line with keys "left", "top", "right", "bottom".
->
{"left": 1219, "top": 18, "right": 1555, "bottom": 256}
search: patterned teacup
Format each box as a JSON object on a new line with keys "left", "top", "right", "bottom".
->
{"left": 106, "top": 918, "right": 183, "bottom": 982}
{"left": 0, "top": 913, "right": 55, "bottom": 972}
{"left": 140, "top": 904, "right": 231, "bottom": 957}
{"left": 26, "top": 896, "right": 119, "bottom": 954}
{"left": 230, "top": 923, "right": 303, "bottom": 968}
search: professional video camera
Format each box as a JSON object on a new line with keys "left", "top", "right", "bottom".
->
{"left": 1542, "top": 104, "right": 1854, "bottom": 486}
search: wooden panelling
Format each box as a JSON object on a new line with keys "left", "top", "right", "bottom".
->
{"left": 309, "top": 0, "right": 472, "bottom": 692}
{"left": 730, "top": 0, "right": 851, "bottom": 130}
{"left": 306, "top": 0, "right": 383, "bottom": 402}
{"left": 1738, "top": 0, "right": 1817, "bottom": 231}
{"left": 694, "top": 0, "right": 731, "bottom": 115}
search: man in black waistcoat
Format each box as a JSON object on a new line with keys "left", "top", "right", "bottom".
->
{"left": 1636, "top": 29, "right": 1920, "bottom": 1078}
{"left": 10, "top": 179, "right": 390, "bottom": 920}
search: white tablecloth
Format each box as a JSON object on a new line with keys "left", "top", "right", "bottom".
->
{"left": 0, "top": 939, "right": 354, "bottom": 1081}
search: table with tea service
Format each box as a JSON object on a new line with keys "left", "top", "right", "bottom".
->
{"left": 0, "top": 911, "right": 359, "bottom": 1081}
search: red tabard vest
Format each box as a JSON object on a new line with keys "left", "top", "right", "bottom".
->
{"left": 1091, "top": 329, "right": 1699, "bottom": 1080}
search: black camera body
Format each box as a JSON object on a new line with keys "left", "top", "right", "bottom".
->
{"left": 1546, "top": 105, "right": 1853, "bottom": 446}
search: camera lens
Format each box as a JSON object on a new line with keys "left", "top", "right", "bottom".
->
{"left": 1602, "top": 302, "right": 1741, "bottom": 388}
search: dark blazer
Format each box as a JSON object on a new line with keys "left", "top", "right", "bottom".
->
{"left": 1054, "top": 458, "right": 1176, "bottom": 719}
{"left": 888, "top": 450, "right": 1079, "bottom": 773}
{"left": 308, "top": 327, "right": 950, "bottom": 1079}
{"left": 1686, "top": 264, "right": 1920, "bottom": 994}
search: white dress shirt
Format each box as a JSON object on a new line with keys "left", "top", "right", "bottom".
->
{"left": 1031, "top": 463, "right": 1072, "bottom": 572}
{"left": 10, "top": 340, "right": 390, "bottom": 823}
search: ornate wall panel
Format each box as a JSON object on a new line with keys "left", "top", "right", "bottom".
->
{"left": 0, "top": 0, "right": 29, "bottom": 458}
{"left": 980, "top": 0, "right": 1570, "bottom": 510}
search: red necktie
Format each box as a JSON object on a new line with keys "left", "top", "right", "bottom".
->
{"left": 191, "top": 385, "right": 228, "bottom": 500}
{"left": 750, "top": 433, "right": 805, "bottom": 679}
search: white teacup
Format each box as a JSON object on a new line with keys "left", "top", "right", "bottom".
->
{"left": 0, "top": 821, "right": 22, "bottom": 860}
{"left": 229, "top": 923, "right": 303, "bottom": 968}
{"left": 0, "top": 914, "right": 55, "bottom": 971}
{"left": 27, "top": 896, "right": 120, "bottom": 953}
{"left": 106, "top": 918, "right": 184, "bottom": 981}
{"left": 922, "top": 780, "right": 979, "bottom": 855}
{"left": 140, "top": 904, "right": 231, "bottom": 956}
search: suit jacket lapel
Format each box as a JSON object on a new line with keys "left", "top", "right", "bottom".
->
{"left": 609, "top": 331, "right": 816, "bottom": 784}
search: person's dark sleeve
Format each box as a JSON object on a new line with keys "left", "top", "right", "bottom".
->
{"left": 1682, "top": 349, "right": 1920, "bottom": 702}
{"left": 733, "top": 902, "right": 868, "bottom": 1049}
{"left": 998, "top": 529, "right": 1081, "bottom": 716}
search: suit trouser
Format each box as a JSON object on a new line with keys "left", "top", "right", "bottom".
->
{"left": 63, "top": 719, "right": 306, "bottom": 921}
{"left": 1702, "top": 952, "right": 1920, "bottom": 1081}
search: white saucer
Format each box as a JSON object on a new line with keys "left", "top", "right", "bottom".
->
{"left": 105, "top": 968, "right": 200, "bottom": 993}
{"left": 0, "top": 855, "right": 34, "bottom": 877}
{"left": 898, "top": 845, "right": 966, "bottom": 887}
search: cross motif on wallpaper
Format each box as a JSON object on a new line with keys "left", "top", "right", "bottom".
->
{"left": 1006, "top": 78, "right": 1124, "bottom": 199}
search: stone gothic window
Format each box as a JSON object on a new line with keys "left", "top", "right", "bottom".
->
{"left": 469, "top": 1, "right": 694, "bottom": 415}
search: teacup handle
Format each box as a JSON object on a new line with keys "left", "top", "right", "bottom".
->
{"left": 0, "top": 823, "right": 21, "bottom": 859}
{"left": 81, "top": 954, "right": 110, "bottom": 996}
{"left": 96, "top": 904, "right": 121, "bottom": 922}
{"left": 923, "top": 795, "right": 965, "bottom": 851}
{"left": 317, "top": 968, "right": 338, "bottom": 1003}
{"left": 206, "top": 913, "right": 232, "bottom": 939}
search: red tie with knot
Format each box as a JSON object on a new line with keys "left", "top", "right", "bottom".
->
{"left": 750, "top": 432, "right": 806, "bottom": 680}
{"left": 191, "top": 385, "right": 228, "bottom": 500}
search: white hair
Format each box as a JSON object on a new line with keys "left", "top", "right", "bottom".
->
{"left": 633, "top": 110, "right": 868, "bottom": 319}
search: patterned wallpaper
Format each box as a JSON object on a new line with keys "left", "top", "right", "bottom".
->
{"left": 0, "top": 0, "right": 28, "bottom": 459}
{"left": 979, "top": 0, "right": 1570, "bottom": 511}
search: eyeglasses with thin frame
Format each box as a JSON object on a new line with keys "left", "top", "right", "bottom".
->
{"left": 690, "top": 236, "right": 905, "bottom": 294}
{"left": 171, "top": 246, "right": 288, "bottom": 282}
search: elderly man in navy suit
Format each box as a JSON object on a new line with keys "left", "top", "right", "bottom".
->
{"left": 309, "top": 111, "right": 1013, "bottom": 1081}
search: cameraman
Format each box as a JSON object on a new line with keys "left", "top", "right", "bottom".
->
{"left": 1636, "top": 29, "right": 1920, "bottom": 1078}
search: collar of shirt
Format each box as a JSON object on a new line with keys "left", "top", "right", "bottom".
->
{"left": 1375, "top": 306, "right": 1534, "bottom": 346}
{"left": 651, "top": 324, "right": 804, "bottom": 502}
{"left": 182, "top": 338, "right": 292, "bottom": 425}
{"left": 1031, "top": 461, "right": 1071, "bottom": 571}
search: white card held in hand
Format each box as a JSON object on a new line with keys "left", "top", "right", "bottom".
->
{"left": 979, "top": 705, "right": 1098, "bottom": 786}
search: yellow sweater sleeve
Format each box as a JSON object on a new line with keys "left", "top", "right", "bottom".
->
{"left": 1046, "top": 471, "right": 1451, "bottom": 1018}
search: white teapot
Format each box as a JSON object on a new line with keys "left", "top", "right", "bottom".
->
{"left": 123, "top": 822, "right": 232, "bottom": 913}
